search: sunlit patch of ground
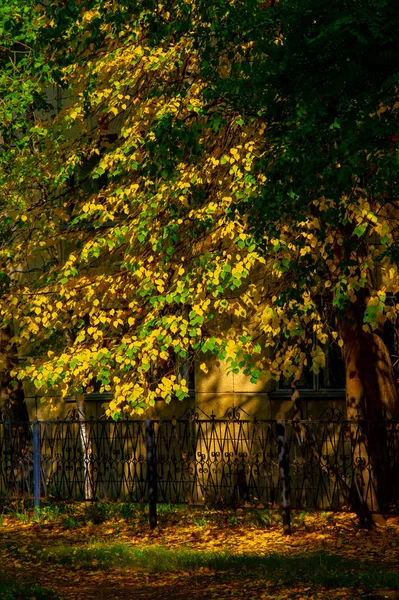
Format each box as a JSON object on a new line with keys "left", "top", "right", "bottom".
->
{"left": 0, "top": 504, "right": 398, "bottom": 599}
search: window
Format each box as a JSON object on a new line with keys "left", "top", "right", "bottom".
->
{"left": 175, "top": 354, "right": 195, "bottom": 392}
{"left": 277, "top": 346, "right": 346, "bottom": 392}
{"left": 276, "top": 339, "right": 345, "bottom": 393}
{"left": 150, "top": 353, "right": 195, "bottom": 393}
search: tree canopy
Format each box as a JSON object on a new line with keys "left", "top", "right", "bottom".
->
{"left": 1, "top": 0, "right": 399, "bottom": 421}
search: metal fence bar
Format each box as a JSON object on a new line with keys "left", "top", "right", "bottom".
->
{"left": 33, "top": 419, "right": 41, "bottom": 512}
{"left": 145, "top": 419, "right": 157, "bottom": 529}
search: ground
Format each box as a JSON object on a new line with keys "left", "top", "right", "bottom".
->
{"left": 0, "top": 503, "right": 398, "bottom": 599}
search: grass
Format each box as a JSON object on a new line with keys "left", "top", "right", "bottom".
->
{"left": 60, "top": 516, "right": 80, "bottom": 529}
{"left": 1, "top": 501, "right": 398, "bottom": 599}
{"left": 30, "top": 542, "right": 398, "bottom": 592}
{"left": 0, "top": 498, "right": 285, "bottom": 529}
{"left": 0, "top": 575, "right": 58, "bottom": 600}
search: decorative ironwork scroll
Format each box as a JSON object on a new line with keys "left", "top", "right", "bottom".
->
{"left": 0, "top": 407, "right": 398, "bottom": 513}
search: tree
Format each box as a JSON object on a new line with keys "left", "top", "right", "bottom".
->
{"left": 221, "top": 0, "right": 399, "bottom": 523}
{"left": 238, "top": 0, "right": 399, "bottom": 414}
{"left": 1, "top": 0, "right": 399, "bottom": 522}
{"left": 0, "top": 0, "right": 266, "bottom": 417}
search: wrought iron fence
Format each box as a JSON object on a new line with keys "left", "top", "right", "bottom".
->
{"left": 1, "top": 406, "right": 399, "bottom": 513}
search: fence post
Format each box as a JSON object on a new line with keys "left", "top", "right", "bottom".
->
{"left": 145, "top": 419, "right": 157, "bottom": 529}
{"left": 33, "top": 419, "right": 41, "bottom": 514}
{"left": 277, "top": 420, "right": 291, "bottom": 535}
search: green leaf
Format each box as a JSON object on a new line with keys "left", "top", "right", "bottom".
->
{"left": 353, "top": 224, "right": 367, "bottom": 238}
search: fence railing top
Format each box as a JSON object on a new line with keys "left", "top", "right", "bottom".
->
{"left": 1, "top": 417, "right": 399, "bottom": 426}
{"left": 0, "top": 402, "right": 397, "bottom": 425}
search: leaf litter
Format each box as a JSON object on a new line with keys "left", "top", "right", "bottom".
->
{"left": 0, "top": 506, "right": 398, "bottom": 599}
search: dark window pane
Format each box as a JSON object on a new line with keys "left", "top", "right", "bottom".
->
{"left": 277, "top": 341, "right": 345, "bottom": 391}
{"left": 319, "top": 342, "right": 345, "bottom": 389}
{"left": 279, "top": 369, "right": 315, "bottom": 390}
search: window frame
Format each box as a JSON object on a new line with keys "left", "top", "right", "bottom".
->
{"left": 270, "top": 333, "right": 346, "bottom": 399}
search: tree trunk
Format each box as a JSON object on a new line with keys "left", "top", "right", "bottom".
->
{"left": 0, "top": 325, "right": 30, "bottom": 423}
{"left": 277, "top": 420, "right": 291, "bottom": 535}
{"left": 0, "top": 324, "right": 30, "bottom": 462}
{"left": 338, "top": 308, "right": 398, "bottom": 527}
{"left": 64, "top": 325, "right": 94, "bottom": 500}
{"left": 0, "top": 324, "right": 31, "bottom": 495}
{"left": 76, "top": 395, "right": 94, "bottom": 500}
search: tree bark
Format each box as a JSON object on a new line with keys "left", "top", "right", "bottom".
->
{"left": 338, "top": 306, "right": 398, "bottom": 527}
{"left": 76, "top": 395, "right": 94, "bottom": 500}
{"left": 0, "top": 325, "right": 29, "bottom": 423}
{"left": 277, "top": 420, "right": 291, "bottom": 535}
{"left": 0, "top": 324, "right": 31, "bottom": 495}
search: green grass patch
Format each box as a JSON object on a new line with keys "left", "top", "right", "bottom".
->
{"left": 0, "top": 499, "right": 194, "bottom": 527}
{"left": 0, "top": 575, "right": 58, "bottom": 600}
{"left": 0, "top": 499, "right": 289, "bottom": 530}
{"left": 38, "top": 542, "right": 399, "bottom": 592}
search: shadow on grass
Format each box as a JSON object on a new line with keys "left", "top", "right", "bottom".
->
{"left": 0, "top": 575, "right": 59, "bottom": 600}
{"left": 38, "top": 543, "right": 399, "bottom": 592}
